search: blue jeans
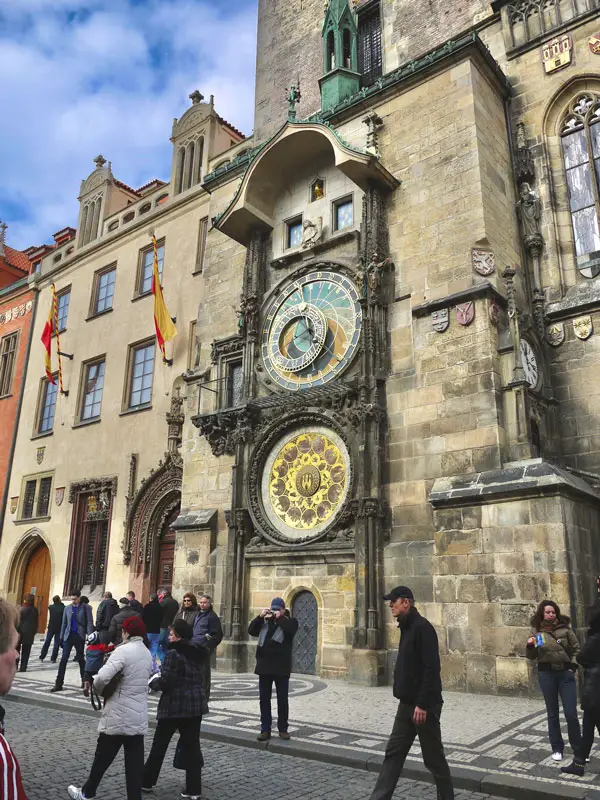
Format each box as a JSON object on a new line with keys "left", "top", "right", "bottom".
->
{"left": 259, "top": 675, "right": 290, "bottom": 733}
{"left": 538, "top": 669, "right": 582, "bottom": 756}
{"left": 158, "top": 628, "right": 169, "bottom": 663}
{"left": 40, "top": 630, "right": 61, "bottom": 661}
{"left": 55, "top": 633, "right": 85, "bottom": 688}
{"left": 147, "top": 633, "right": 160, "bottom": 663}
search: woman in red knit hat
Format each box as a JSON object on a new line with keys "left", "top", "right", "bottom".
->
{"left": 67, "top": 615, "right": 153, "bottom": 800}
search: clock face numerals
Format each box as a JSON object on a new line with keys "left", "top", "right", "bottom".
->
{"left": 261, "top": 270, "right": 362, "bottom": 390}
{"left": 520, "top": 339, "right": 540, "bottom": 388}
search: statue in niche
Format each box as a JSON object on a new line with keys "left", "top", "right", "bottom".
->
{"left": 311, "top": 179, "right": 325, "bottom": 202}
{"left": 367, "top": 252, "right": 392, "bottom": 291}
{"left": 301, "top": 217, "right": 323, "bottom": 249}
{"left": 516, "top": 182, "right": 541, "bottom": 238}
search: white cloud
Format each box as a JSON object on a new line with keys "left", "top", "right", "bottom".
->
{"left": 0, "top": 0, "right": 257, "bottom": 249}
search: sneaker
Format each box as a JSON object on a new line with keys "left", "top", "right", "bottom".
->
{"left": 552, "top": 752, "right": 563, "bottom": 762}
{"left": 561, "top": 760, "right": 585, "bottom": 776}
{"left": 50, "top": 685, "right": 63, "bottom": 693}
{"left": 67, "top": 787, "right": 88, "bottom": 800}
{"left": 279, "top": 732, "right": 291, "bottom": 740}
{"left": 181, "top": 794, "right": 201, "bottom": 799}
{"left": 257, "top": 731, "right": 271, "bottom": 741}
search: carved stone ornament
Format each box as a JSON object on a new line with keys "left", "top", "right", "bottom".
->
{"left": 69, "top": 476, "right": 118, "bottom": 504}
{"left": 542, "top": 34, "right": 572, "bottom": 74}
{"left": 196, "top": 408, "right": 258, "bottom": 457}
{"left": 456, "top": 301, "right": 475, "bottom": 326}
{"left": 546, "top": 322, "right": 565, "bottom": 347}
{"left": 589, "top": 34, "right": 600, "bottom": 55}
{"left": 472, "top": 249, "right": 496, "bottom": 276}
{"left": 431, "top": 309, "right": 449, "bottom": 333}
{"left": 211, "top": 335, "right": 243, "bottom": 365}
{"left": 301, "top": 217, "right": 323, "bottom": 249}
{"left": 36, "top": 447, "right": 45, "bottom": 465}
{"left": 9, "top": 497, "right": 18, "bottom": 515}
{"left": 573, "top": 315, "right": 594, "bottom": 340}
{"left": 489, "top": 299, "right": 502, "bottom": 327}
{"left": 55, "top": 487, "right": 65, "bottom": 507}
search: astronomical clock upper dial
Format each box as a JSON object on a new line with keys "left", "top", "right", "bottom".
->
{"left": 520, "top": 339, "right": 540, "bottom": 389}
{"left": 261, "top": 270, "right": 362, "bottom": 391}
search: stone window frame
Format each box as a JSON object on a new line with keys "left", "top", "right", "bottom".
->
{"left": 499, "top": 0, "right": 599, "bottom": 56}
{"left": 0, "top": 330, "right": 19, "bottom": 399}
{"left": 135, "top": 239, "right": 165, "bottom": 298}
{"left": 211, "top": 335, "right": 244, "bottom": 410}
{"left": 89, "top": 263, "right": 117, "bottom": 318}
{"left": 284, "top": 214, "right": 303, "bottom": 250}
{"left": 75, "top": 354, "right": 107, "bottom": 426}
{"left": 55, "top": 285, "right": 71, "bottom": 335}
{"left": 33, "top": 373, "right": 59, "bottom": 437}
{"left": 17, "top": 471, "right": 54, "bottom": 521}
{"left": 123, "top": 337, "right": 156, "bottom": 412}
{"left": 332, "top": 192, "right": 355, "bottom": 232}
{"left": 194, "top": 216, "right": 209, "bottom": 274}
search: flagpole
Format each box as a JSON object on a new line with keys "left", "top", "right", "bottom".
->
{"left": 149, "top": 228, "right": 177, "bottom": 366}
{"left": 51, "top": 283, "right": 67, "bottom": 395}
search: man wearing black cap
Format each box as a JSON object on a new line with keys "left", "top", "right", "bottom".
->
{"left": 248, "top": 597, "right": 298, "bottom": 742}
{"left": 370, "top": 586, "right": 454, "bottom": 800}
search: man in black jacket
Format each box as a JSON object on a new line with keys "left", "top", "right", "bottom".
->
{"left": 95, "top": 591, "right": 119, "bottom": 642}
{"left": 126, "top": 590, "right": 144, "bottom": 614}
{"left": 191, "top": 594, "right": 223, "bottom": 711}
{"left": 370, "top": 586, "right": 454, "bottom": 800}
{"left": 39, "top": 595, "right": 65, "bottom": 662}
{"left": 248, "top": 597, "right": 298, "bottom": 742}
{"left": 108, "top": 598, "right": 140, "bottom": 645}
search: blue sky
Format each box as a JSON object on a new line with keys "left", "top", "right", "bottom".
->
{"left": 0, "top": 0, "right": 258, "bottom": 250}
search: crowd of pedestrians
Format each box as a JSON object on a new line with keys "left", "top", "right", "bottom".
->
{"left": 5, "top": 584, "right": 600, "bottom": 799}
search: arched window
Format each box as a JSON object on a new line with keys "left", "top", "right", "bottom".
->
{"left": 139, "top": 202, "right": 151, "bottom": 215}
{"left": 327, "top": 30, "right": 335, "bottom": 71}
{"left": 185, "top": 141, "right": 195, "bottom": 190}
{"left": 343, "top": 28, "right": 352, "bottom": 69}
{"left": 196, "top": 137, "right": 204, "bottom": 184}
{"left": 90, "top": 198, "right": 102, "bottom": 241}
{"left": 176, "top": 147, "right": 185, "bottom": 194}
{"left": 123, "top": 211, "right": 135, "bottom": 224}
{"left": 560, "top": 94, "right": 600, "bottom": 259}
{"left": 80, "top": 205, "right": 89, "bottom": 245}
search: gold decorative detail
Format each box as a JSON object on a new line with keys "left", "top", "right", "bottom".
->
{"left": 573, "top": 315, "right": 593, "bottom": 340}
{"left": 542, "top": 35, "right": 572, "bottom": 74}
{"left": 269, "top": 432, "right": 346, "bottom": 530}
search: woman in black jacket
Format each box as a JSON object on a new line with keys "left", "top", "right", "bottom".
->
{"left": 562, "top": 611, "right": 600, "bottom": 776}
{"left": 17, "top": 594, "right": 39, "bottom": 672}
{"left": 142, "top": 619, "right": 207, "bottom": 800}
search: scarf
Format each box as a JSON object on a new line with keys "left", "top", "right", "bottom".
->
{"left": 539, "top": 618, "right": 560, "bottom": 633}
{"left": 257, "top": 619, "right": 285, "bottom": 648}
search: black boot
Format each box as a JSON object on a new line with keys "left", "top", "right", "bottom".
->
{"left": 561, "top": 759, "right": 585, "bottom": 776}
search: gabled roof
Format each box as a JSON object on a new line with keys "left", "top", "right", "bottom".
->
{"left": 217, "top": 115, "right": 246, "bottom": 141}
{"left": 2, "top": 246, "right": 30, "bottom": 273}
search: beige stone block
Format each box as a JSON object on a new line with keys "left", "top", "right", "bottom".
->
{"left": 492, "top": 551, "right": 533, "bottom": 575}
{"left": 467, "top": 602, "right": 503, "bottom": 628}
{"left": 550, "top": 572, "right": 571, "bottom": 604}
{"left": 441, "top": 603, "right": 469, "bottom": 627}
{"left": 467, "top": 554, "right": 495, "bottom": 574}
{"left": 433, "top": 555, "right": 468, "bottom": 576}
{"left": 321, "top": 646, "right": 349, "bottom": 670}
{"left": 388, "top": 480, "right": 427, "bottom": 506}
{"left": 467, "top": 655, "right": 497, "bottom": 693}
{"left": 405, "top": 404, "right": 439, "bottom": 426}
{"left": 440, "top": 654, "right": 467, "bottom": 691}
{"left": 434, "top": 575, "right": 457, "bottom": 603}
{"left": 482, "top": 527, "right": 514, "bottom": 553}
{"left": 496, "top": 657, "right": 529, "bottom": 695}
{"left": 456, "top": 575, "right": 485, "bottom": 603}
{"left": 435, "top": 529, "right": 482, "bottom": 556}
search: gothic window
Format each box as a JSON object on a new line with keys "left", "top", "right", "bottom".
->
{"left": 36, "top": 376, "right": 58, "bottom": 434}
{"left": 358, "top": 2, "right": 382, "bottom": 87}
{"left": 19, "top": 473, "right": 53, "bottom": 520}
{"left": 505, "top": 0, "right": 598, "bottom": 50}
{"left": 561, "top": 94, "right": 600, "bottom": 261}
{"left": 196, "top": 137, "right": 205, "bottom": 184}
{"left": 0, "top": 331, "right": 18, "bottom": 398}
{"left": 327, "top": 30, "right": 335, "bottom": 71}
{"left": 137, "top": 240, "right": 164, "bottom": 296}
{"left": 343, "top": 28, "right": 352, "bottom": 68}
{"left": 78, "top": 358, "right": 106, "bottom": 422}
{"left": 91, "top": 265, "right": 116, "bottom": 315}
{"left": 56, "top": 287, "right": 70, "bottom": 333}
{"left": 176, "top": 147, "right": 186, "bottom": 194}
{"left": 185, "top": 141, "right": 196, "bottom": 191}
{"left": 126, "top": 339, "right": 155, "bottom": 409}
{"left": 286, "top": 216, "right": 303, "bottom": 249}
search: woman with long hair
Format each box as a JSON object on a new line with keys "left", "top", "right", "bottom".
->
{"left": 526, "top": 599, "right": 583, "bottom": 762}
{"left": 174, "top": 592, "right": 199, "bottom": 626}
{"left": 562, "top": 609, "right": 600, "bottom": 775}
{"left": 17, "top": 593, "right": 38, "bottom": 673}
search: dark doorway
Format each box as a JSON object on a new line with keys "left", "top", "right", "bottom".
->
{"left": 155, "top": 508, "right": 178, "bottom": 594}
{"left": 291, "top": 590, "right": 318, "bottom": 674}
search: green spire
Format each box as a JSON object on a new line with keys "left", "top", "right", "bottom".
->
{"left": 320, "top": 0, "right": 360, "bottom": 112}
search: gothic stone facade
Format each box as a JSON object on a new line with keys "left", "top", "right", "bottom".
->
{"left": 177, "top": 0, "right": 600, "bottom": 693}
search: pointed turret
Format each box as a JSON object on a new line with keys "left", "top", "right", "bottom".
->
{"left": 319, "top": 0, "right": 360, "bottom": 112}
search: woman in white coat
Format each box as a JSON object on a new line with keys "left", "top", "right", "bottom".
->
{"left": 67, "top": 615, "right": 153, "bottom": 800}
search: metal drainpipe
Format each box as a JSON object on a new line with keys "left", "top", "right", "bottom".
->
{"left": 0, "top": 285, "right": 39, "bottom": 543}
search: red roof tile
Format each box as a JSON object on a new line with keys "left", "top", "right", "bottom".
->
{"left": 3, "top": 245, "right": 31, "bottom": 273}
{"left": 217, "top": 115, "right": 246, "bottom": 141}
{"left": 114, "top": 179, "right": 141, "bottom": 197}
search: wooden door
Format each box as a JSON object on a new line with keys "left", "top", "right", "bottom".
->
{"left": 156, "top": 528, "right": 176, "bottom": 594}
{"left": 22, "top": 543, "right": 51, "bottom": 633}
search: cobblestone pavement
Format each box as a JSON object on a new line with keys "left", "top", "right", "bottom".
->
{"left": 3, "top": 699, "right": 497, "bottom": 800}
{"left": 13, "top": 639, "right": 600, "bottom": 795}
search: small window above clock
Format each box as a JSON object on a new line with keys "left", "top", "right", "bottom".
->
{"left": 286, "top": 215, "right": 303, "bottom": 250}
{"left": 333, "top": 196, "right": 354, "bottom": 232}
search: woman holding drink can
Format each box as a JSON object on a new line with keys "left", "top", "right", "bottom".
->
{"left": 526, "top": 600, "right": 583, "bottom": 763}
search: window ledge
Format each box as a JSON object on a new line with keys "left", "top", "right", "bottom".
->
{"left": 86, "top": 308, "right": 113, "bottom": 322}
{"left": 119, "top": 404, "right": 153, "bottom": 417}
{"left": 72, "top": 417, "right": 102, "bottom": 429}
{"left": 131, "top": 292, "right": 151, "bottom": 303}
{"left": 14, "top": 516, "right": 51, "bottom": 525}
{"left": 0, "top": 393, "right": 14, "bottom": 401}
{"left": 31, "top": 430, "right": 54, "bottom": 441}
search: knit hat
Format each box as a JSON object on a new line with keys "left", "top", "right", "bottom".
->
{"left": 122, "top": 615, "right": 146, "bottom": 638}
{"left": 171, "top": 619, "right": 193, "bottom": 640}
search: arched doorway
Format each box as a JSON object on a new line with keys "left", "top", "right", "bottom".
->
{"left": 291, "top": 590, "right": 318, "bottom": 675}
{"left": 22, "top": 543, "right": 51, "bottom": 633}
{"left": 155, "top": 509, "right": 178, "bottom": 594}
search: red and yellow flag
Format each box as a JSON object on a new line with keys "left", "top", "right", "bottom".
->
{"left": 40, "top": 292, "right": 55, "bottom": 385}
{"left": 151, "top": 234, "right": 177, "bottom": 362}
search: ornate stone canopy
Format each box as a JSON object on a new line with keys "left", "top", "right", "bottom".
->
{"left": 213, "top": 121, "right": 398, "bottom": 246}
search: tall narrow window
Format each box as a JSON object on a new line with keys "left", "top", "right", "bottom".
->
{"left": 561, "top": 94, "right": 600, "bottom": 260}
{"left": 80, "top": 359, "right": 105, "bottom": 421}
{"left": 327, "top": 30, "right": 335, "bottom": 71}
{"left": 38, "top": 377, "right": 58, "bottom": 434}
{"left": 227, "top": 360, "right": 243, "bottom": 407}
{"left": 19, "top": 473, "right": 53, "bottom": 520}
{"left": 65, "top": 486, "right": 112, "bottom": 594}
{"left": 21, "top": 480, "right": 36, "bottom": 519}
{"left": 186, "top": 142, "right": 195, "bottom": 190}
{"left": 333, "top": 196, "right": 354, "bottom": 231}
{"left": 92, "top": 267, "right": 116, "bottom": 315}
{"left": 36, "top": 476, "right": 52, "bottom": 517}
{"left": 176, "top": 148, "right": 185, "bottom": 195}
{"left": 0, "top": 332, "right": 18, "bottom": 398}
{"left": 196, "top": 137, "right": 205, "bottom": 184}
{"left": 56, "top": 288, "right": 71, "bottom": 333}
{"left": 358, "top": 3, "right": 382, "bottom": 87}
{"left": 137, "top": 241, "right": 164, "bottom": 296}
{"left": 126, "top": 340, "right": 155, "bottom": 409}
{"left": 343, "top": 28, "right": 352, "bottom": 69}
{"left": 195, "top": 217, "right": 208, "bottom": 273}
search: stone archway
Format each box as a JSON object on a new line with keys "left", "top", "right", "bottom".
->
{"left": 5, "top": 529, "right": 53, "bottom": 620}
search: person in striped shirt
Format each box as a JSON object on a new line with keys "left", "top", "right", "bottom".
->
{"left": 0, "top": 599, "right": 27, "bottom": 799}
